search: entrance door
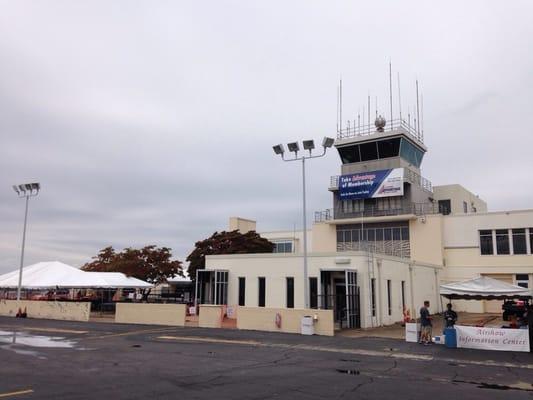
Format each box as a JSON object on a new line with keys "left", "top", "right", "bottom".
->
{"left": 345, "top": 270, "right": 360, "bottom": 328}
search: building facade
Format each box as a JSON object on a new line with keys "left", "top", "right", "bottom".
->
{"left": 199, "top": 119, "right": 533, "bottom": 329}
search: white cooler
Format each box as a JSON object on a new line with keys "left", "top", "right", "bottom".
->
{"left": 301, "top": 316, "right": 314, "bottom": 335}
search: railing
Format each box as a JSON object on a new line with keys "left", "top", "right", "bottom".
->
{"left": 314, "top": 202, "right": 439, "bottom": 222}
{"left": 337, "top": 118, "right": 423, "bottom": 145}
{"left": 329, "top": 169, "right": 432, "bottom": 193}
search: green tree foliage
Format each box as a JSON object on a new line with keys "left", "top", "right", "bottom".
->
{"left": 186, "top": 230, "right": 274, "bottom": 279}
{"left": 81, "top": 245, "right": 183, "bottom": 285}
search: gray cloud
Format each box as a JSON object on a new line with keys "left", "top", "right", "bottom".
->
{"left": 1, "top": 1, "right": 533, "bottom": 273}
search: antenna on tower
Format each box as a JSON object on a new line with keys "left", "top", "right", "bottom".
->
{"left": 416, "top": 79, "right": 421, "bottom": 139}
{"left": 367, "top": 94, "right": 370, "bottom": 134}
{"left": 340, "top": 78, "right": 343, "bottom": 133}
{"left": 336, "top": 84, "right": 339, "bottom": 134}
{"left": 397, "top": 72, "right": 402, "bottom": 123}
{"left": 389, "top": 60, "right": 393, "bottom": 131}
{"left": 375, "top": 96, "right": 378, "bottom": 119}
{"left": 421, "top": 92, "right": 424, "bottom": 142}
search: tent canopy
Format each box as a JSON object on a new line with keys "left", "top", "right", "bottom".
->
{"left": 440, "top": 276, "right": 531, "bottom": 300}
{"left": 0, "top": 261, "right": 152, "bottom": 289}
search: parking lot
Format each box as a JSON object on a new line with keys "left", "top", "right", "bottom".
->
{"left": 1, "top": 316, "right": 533, "bottom": 399}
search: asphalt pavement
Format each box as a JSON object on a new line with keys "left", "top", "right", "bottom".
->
{"left": 1, "top": 316, "right": 532, "bottom": 399}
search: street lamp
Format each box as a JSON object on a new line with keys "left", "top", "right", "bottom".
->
{"left": 12, "top": 182, "right": 40, "bottom": 301}
{"left": 272, "top": 137, "right": 334, "bottom": 308}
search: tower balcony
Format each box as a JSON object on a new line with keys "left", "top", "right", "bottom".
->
{"left": 314, "top": 201, "right": 439, "bottom": 223}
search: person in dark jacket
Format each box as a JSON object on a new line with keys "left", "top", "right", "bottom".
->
{"left": 443, "top": 303, "right": 458, "bottom": 329}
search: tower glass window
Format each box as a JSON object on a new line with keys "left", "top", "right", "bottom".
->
{"left": 337, "top": 145, "right": 361, "bottom": 164}
{"left": 360, "top": 141, "right": 379, "bottom": 161}
{"left": 377, "top": 138, "right": 401, "bottom": 159}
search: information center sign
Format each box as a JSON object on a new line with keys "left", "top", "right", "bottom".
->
{"left": 455, "top": 325, "right": 530, "bottom": 352}
{"left": 339, "top": 168, "right": 404, "bottom": 200}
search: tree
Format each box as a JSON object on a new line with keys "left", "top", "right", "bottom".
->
{"left": 81, "top": 245, "right": 183, "bottom": 285}
{"left": 186, "top": 230, "right": 274, "bottom": 280}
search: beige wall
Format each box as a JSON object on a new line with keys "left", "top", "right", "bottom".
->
{"left": 199, "top": 305, "right": 224, "bottom": 328}
{"left": 260, "top": 230, "right": 310, "bottom": 254}
{"left": 0, "top": 300, "right": 90, "bottom": 322}
{"left": 311, "top": 223, "right": 337, "bottom": 252}
{"left": 409, "top": 215, "right": 444, "bottom": 266}
{"left": 237, "top": 307, "right": 334, "bottom": 336}
{"left": 115, "top": 303, "right": 186, "bottom": 326}
{"left": 229, "top": 217, "right": 257, "bottom": 233}
{"left": 433, "top": 184, "right": 487, "bottom": 214}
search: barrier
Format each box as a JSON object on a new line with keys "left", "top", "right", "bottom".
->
{"left": 237, "top": 307, "right": 334, "bottom": 336}
{"left": 0, "top": 300, "right": 90, "bottom": 322}
{"left": 199, "top": 305, "right": 224, "bottom": 328}
{"left": 115, "top": 303, "right": 186, "bottom": 326}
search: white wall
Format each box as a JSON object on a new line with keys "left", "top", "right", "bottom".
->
{"left": 205, "top": 252, "right": 441, "bottom": 328}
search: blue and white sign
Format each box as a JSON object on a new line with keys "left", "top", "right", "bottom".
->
{"left": 339, "top": 168, "right": 404, "bottom": 200}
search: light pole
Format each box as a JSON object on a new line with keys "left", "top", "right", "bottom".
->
{"left": 12, "top": 183, "right": 40, "bottom": 301}
{"left": 273, "top": 137, "right": 335, "bottom": 309}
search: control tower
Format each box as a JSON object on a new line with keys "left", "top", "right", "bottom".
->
{"left": 317, "top": 114, "right": 435, "bottom": 259}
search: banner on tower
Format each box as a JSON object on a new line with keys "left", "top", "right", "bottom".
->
{"left": 339, "top": 168, "right": 404, "bottom": 200}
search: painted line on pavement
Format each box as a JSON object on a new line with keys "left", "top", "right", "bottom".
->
{"left": 157, "top": 335, "right": 533, "bottom": 370}
{"left": 0, "top": 326, "right": 87, "bottom": 335}
{"left": 0, "top": 389, "right": 34, "bottom": 398}
{"left": 88, "top": 327, "right": 178, "bottom": 340}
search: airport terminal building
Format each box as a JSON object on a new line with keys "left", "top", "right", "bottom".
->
{"left": 198, "top": 119, "right": 533, "bottom": 329}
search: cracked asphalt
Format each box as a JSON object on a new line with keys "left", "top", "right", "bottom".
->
{"left": 1, "top": 317, "right": 532, "bottom": 399}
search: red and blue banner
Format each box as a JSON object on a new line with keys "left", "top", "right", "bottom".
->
{"left": 339, "top": 168, "right": 404, "bottom": 200}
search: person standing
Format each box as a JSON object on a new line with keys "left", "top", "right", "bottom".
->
{"left": 443, "top": 303, "right": 458, "bottom": 329}
{"left": 419, "top": 300, "right": 432, "bottom": 345}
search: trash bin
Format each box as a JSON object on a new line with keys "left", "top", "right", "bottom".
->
{"left": 444, "top": 327, "right": 457, "bottom": 348}
{"left": 301, "top": 316, "right": 314, "bottom": 335}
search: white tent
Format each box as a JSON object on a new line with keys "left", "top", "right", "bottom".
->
{"left": 440, "top": 276, "right": 531, "bottom": 299}
{"left": 0, "top": 261, "right": 152, "bottom": 289}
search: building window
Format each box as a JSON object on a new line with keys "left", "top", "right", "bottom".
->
{"left": 387, "top": 280, "right": 392, "bottom": 316}
{"left": 370, "top": 278, "right": 376, "bottom": 317}
{"left": 309, "top": 277, "right": 318, "bottom": 309}
{"left": 238, "top": 277, "right": 246, "bottom": 306}
{"left": 258, "top": 277, "right": 266, "bottom": 307}
{"left": 530, "top": 228, "right": 533, "bottom": 255}
{"left": 401, "top": 281, "right": 406, "bottom": 310}
{"left": 273, "top": 241, "right": 293, "bottom": 253}
{"left": 479, "top": 230, "right": 494, "bottom": 255}
{"left": 463, "top": 201, "right": 468, "bottom": 213}
{"left": 286, "top": 277, "right": 294, "bottom": 308}
{"left": 512, "top": 229, "right": 527, "bottom": 255}
{"left": 438, "top": 199, "right": 451, "bottom": 215}
{"left": 495, "top": 229, "right": 510, "bottom": 255}
{"left": 516, "top": 274, "right": 529, "bottom": 288}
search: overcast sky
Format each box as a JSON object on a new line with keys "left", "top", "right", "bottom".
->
{"left": 1, "top": 1, "right": 532, "bottom": 274}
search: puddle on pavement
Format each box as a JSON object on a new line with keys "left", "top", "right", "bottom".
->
{"left": 0, "top": 330, "right": 77, "bottom": 348}
{"left": 454, "top": 379, "right": 533, "bottom": 392}
{"left": 340, "top": 359, "right": 361, "bottom": 363}
{"left": 336, "top": 369, "right": 360, "bottom": 375}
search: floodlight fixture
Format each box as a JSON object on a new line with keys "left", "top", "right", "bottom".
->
{"left": 287, "top": 142, "right": 300, "bottom": 153}
{"left": 272, "top": 144, "right": 285, "bottom": 156}
{"left": 302, "top": 140, "right": 315, "bottom": 151}
{"left": 322, "top": 137, "right": 335, "bottom": 148}
{"left": 12, "top": 181, "right": 41, "bottom": 301}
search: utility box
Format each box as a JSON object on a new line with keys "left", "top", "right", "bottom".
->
{"left": 405, "top": 322, "right": 420, "bottom": 342}
{"left": 301, "top": 316, "right": 314, "bottom": 335}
